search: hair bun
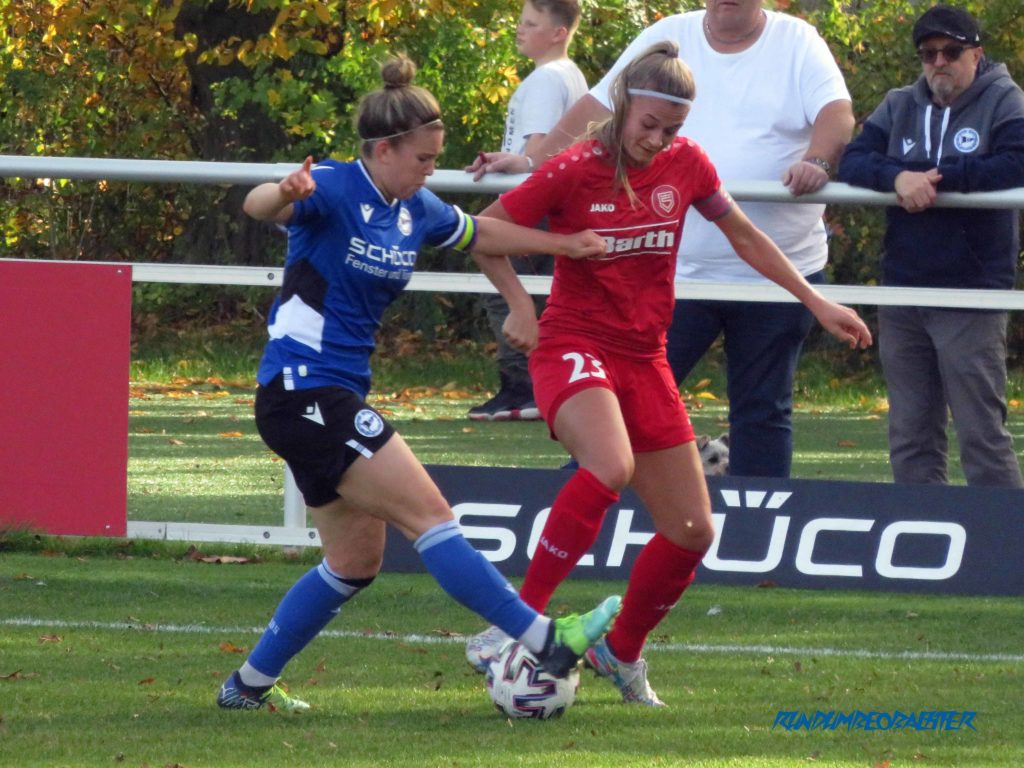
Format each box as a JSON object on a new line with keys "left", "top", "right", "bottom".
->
{"left": 381, "top": 54, "right": 417, "bottom": 89}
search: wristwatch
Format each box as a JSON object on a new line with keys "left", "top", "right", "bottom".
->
{"left": 804, "top": 156, "right": 832, "bottom": 175}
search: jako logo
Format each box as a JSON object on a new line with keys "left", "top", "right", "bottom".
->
{"left": 590, "top": 203, "right": 616, "bottom": 213}
{"left": 537, "top": 535, "right": 569, "bottom": 560}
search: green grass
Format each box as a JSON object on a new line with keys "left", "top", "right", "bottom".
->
{"left": 5, "top": 338, "right": 1024, "bottom": 766}
{"left": 1, "top": 550, "right": 1021, "bottom": 768}
{"left": 124, "top": 380, "right": 1024, "bottom": 527}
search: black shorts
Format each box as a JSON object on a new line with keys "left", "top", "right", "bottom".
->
{"left": 255, "top": 378, "right": 396, "bottom": 507}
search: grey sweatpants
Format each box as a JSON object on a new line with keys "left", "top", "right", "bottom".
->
{"left": 879, "top": 305, "right": 1023, "bottom": 488}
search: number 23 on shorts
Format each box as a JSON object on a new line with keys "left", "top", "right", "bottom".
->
{"left": 562, "top": 351, "right": 608, "bottom": 383}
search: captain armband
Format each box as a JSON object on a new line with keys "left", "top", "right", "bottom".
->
{"left": 695, "top": 189, "right": 734, "bottom": 222}
{"left": 451, "top": 214, "right": 478, "bottom": 252}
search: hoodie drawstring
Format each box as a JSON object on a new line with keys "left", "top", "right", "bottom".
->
{"left": 923, "top": 103, "right": 952, "bottom": 164}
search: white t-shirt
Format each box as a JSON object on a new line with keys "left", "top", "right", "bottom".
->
{"left": 503, "top": 58, "right": 588, "bottom": 155}
{"left": 592, "top": 10, "right": 850, "bottom": 282}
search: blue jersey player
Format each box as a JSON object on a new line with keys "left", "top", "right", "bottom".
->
{"left": 215, "top": 54, "right": 619, "bottom": 713}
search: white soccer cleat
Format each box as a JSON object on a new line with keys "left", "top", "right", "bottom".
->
{"left": 584, "top": 637, "right": 666, "bottom": 707}
{"left": 465, "top": 625, "right": 510, "bottom": 673}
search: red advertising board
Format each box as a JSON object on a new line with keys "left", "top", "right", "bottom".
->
{"left": 0, "top": 260, "right": 131, "bottom": 536}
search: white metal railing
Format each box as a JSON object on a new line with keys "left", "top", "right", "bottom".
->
{"left": 3, "top": 154, "right": 1024, "bottom": 208}
{"left": 2, "top": 154, "right": 1023, "bottom": 309}
{"left": 4, "top": 155, "right": 1024, "bottom": 545}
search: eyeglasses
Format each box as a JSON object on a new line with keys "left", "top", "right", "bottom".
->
{"left": 916, "top": 44, "right": 975, "bottom": 64}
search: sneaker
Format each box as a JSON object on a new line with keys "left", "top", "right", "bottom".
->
{"left": 535, "top": 595, "right": 621, "bottom": 678}
{"left": 216, "top": 670, "right": 310, "bottom": 714}
{"left": 465, "top": 625, "right": 510, "bottom": 673}
{"left": 584, "top": 637, "right": 666, "bottom": 707}
{"left": 508, "top": 398, "right": 541, "bottom": 421}
{"left": 468, "top": 380, "right": 541, "bottom": 422}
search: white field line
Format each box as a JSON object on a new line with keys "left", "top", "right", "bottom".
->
{"left": 5, "top": 617, "right": 1022, "bottom": 664}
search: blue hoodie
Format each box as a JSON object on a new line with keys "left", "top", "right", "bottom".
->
{"left": 838, "top": 59, "right": 1024, "bottom": 290}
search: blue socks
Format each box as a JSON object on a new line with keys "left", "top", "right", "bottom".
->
{"left": 415, "top": 520, "right": 539, "bottom": 640}
{"left": 242, "top": 521, "right": 542, "bottom": 684}
{"left": 244, "top": 560, "right": 373, "bottom": 682}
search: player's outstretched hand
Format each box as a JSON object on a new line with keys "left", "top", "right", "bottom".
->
{"left": 815, "top": 301, "right": 873, "bottom": 350}
{"left": 466, "top": 151, "right": 530, "bottom": 181}
{"left": 280, "top": 156, "right": 316, "bottom": 202}
{"left": 559, "top": 230, "right": 607, "bottom": 260}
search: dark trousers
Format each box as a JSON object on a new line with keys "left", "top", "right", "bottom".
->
{"left": 665, "top": 271, "right": 822, "bottom": 477}
{"left": 482, "top": 253, "right": 553, "bottom": 390}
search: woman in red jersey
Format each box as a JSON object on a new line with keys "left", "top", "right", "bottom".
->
{"left": 465, "top": 40, "right": 872, "bottom": 706}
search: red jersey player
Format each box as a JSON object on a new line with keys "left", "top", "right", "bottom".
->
{"left": 468, "top": 40, "right": 872, "bottom": 705}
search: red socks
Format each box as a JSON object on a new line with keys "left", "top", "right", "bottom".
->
{"left": 607, "top": 533, "right": 703, "bottom": 663}
{"left": 519, "top": 468, "right": 619, "bottom": 611}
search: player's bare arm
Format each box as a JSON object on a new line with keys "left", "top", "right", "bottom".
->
{"left": 244, "top": 156, "right": 316, "bottom": 223}
{"left": 716, "top": 205, "right": 872, "bottom": 350}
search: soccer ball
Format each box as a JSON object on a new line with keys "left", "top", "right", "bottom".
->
{"left": 485, "top": 641, "right": 579, "bottom": 719}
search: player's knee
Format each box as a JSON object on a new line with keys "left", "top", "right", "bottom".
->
{"left": 323, "top": 549, "right": 383, "bottom": 580}
{"left": 661, "top": 510, "right": 715, "bottom": 552}
{"left": 584, "top": 453, "right": 634, "bottom": 492}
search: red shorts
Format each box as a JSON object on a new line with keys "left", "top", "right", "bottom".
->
{"left": 528, "top": 335, "right": 695, "bottom": 453}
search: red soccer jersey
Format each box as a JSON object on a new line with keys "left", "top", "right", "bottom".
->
{"left": 500, "top": 137, "right": 732, "bottom": 358}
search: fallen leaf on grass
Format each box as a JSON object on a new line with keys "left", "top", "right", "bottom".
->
{"left": 837, "top": 439, "right": 858, "bottom": 448}
{"left": 1, "top": 670, "right": 23, "bottom": 680}
{"left": 181, "top": 545, "right": 256, "bottom": 565}
{"left": 217, "top": 431, "right": 244, "bottom": 439}
{"left": 167, "top": 438, "right": 185, "bottom": 446}
{"left": 219, "top": 641, "right": 247, "bottom": 654}
{"left": 137, "top": 677, "right": 156, "bottom": 686}
{"left": 38, "top": 634, "right": 62, "bottom": 643}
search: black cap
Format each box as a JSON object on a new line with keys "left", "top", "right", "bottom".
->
{"left": 912, "top": 5, "right": 981, "bottom": 47}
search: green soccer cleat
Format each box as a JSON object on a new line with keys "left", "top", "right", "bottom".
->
{"left": 216, "top": 671, "right": 310, "bottom": 714}
{"left": 536, "top": 594, "right": 621, "bottom": 678}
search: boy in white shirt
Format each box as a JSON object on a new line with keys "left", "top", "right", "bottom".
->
{"left": 468, "top": 0, "right": 587, "bottom": 422}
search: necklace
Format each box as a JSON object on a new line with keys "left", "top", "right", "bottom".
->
{"left": 704, "top": 10, "right": 765, "bottom": 46}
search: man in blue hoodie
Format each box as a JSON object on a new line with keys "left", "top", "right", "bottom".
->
{"left": 839, "top": 4, "right": 1024, "bottom": 488}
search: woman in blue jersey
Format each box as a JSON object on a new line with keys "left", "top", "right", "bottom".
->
{"left": 216, "top": 54, "right": 619, "bottom": 713}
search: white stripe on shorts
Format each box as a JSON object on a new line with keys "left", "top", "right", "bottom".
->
{"left": 345, "top": 438, "right": 373, "bottom": 459}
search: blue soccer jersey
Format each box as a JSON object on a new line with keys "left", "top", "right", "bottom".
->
{"left": 256, "top": 160, "right": 476, "bottom": 396}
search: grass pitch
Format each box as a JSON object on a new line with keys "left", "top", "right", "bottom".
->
{"left": 1, "top": 548, "right": 1021, "bottom": 768}
{"left": 3, "top": 341, "right": 1020, "bottom": 766}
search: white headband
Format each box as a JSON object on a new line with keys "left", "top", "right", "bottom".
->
{"left": 360, "top": 118, "right": 444, "bottom": 142}
{"left": 627, "top": 88, "right": 693, "bottom": 106}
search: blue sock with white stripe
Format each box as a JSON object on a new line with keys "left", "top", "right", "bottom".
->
{"left": 415, "top": 520, "right": 539, "bottom": 640}
{"left": 244, "top": 560, "right": 373, "bottom": 682}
